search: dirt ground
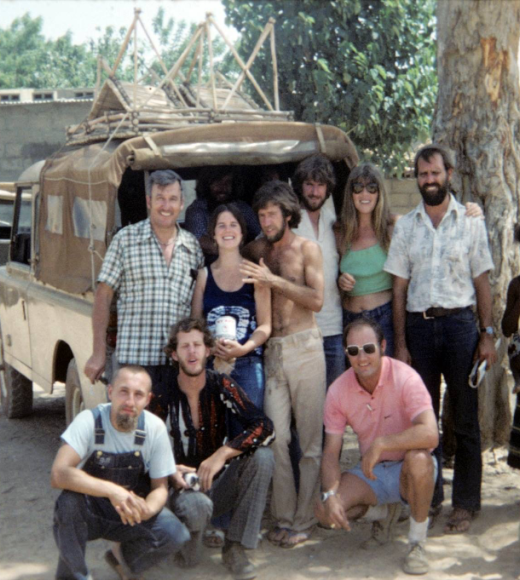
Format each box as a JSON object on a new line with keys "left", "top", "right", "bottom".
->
{"left": 1, "top": 384, "right": 519, "bottom": 580}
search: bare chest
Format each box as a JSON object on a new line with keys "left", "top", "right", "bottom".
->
{"left": 267, "top": 247, "right": 305, "bottom": 285}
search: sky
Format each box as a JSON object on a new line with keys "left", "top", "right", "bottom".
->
{"left": 0, "top": 0, "right": 235, "bottom": 44}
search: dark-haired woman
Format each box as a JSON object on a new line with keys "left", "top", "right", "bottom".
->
{"left": 192, "top": 203, "right": 271, "bottom": 417}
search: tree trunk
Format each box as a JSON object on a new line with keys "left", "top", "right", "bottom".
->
{"left": 433, "top": 0, "right": 520, "bottom": 447}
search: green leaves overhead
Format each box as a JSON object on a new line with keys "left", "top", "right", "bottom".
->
{"left": 0, "top": 9, "right": 236, "bottom": 92}
{"left": 223, "top": 0, "right": 437, "bottom": 174}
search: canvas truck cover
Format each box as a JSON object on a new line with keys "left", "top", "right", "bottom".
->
{"left": 37, "top": 121, "right": 358, "bottom": 294}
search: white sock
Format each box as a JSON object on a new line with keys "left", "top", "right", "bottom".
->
{"left": 408, "top": 516, "right": 428, "bottom": 543}
{"left": 364, "top": 504, "right": 388, "bottom": 521}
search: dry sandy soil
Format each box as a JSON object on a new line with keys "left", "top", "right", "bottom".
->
{"left": 0, "top": 385, "right": 519, "bottom": 580}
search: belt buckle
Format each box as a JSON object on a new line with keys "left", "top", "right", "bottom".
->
{"left": 423, "top": 310, "right": 434, "bottom": 320}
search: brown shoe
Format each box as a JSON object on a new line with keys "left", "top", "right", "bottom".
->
{"left": 222, "top": 542, "right": 256, "bottom": 580}
{"left": 444, "top": 507, "right": 477, "bottom": 534}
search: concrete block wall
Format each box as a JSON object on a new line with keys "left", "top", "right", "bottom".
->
{"left": 385, "top": 178, "right": 421, "bottom": 216}
{"left": 0, "top": 101, "right": 92, "bottom": 182}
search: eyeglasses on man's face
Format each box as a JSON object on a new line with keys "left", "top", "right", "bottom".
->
{"left": 345, "top": 343, "right": 378, "bottom": 357}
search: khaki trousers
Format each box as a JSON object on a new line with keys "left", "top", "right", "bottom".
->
{"left": 264, "top": 328, "right": 326, "bottom": 531}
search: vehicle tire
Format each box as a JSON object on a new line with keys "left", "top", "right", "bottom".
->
{"left": 65, "top": 359, "right": 84, "bottom": 425}
{"left": 0, "top": 325, "right": 33, "bottom": 418}
{"left": 0, "top": 363, "right": 33, "bottom": 418}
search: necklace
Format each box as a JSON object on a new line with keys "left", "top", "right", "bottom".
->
{"left": 157, "top": 233, "right": 177, "bottom": 247}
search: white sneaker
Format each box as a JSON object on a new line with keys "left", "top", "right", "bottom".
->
{"left": 403, "top": 542, "right": 429, "bottom": 575}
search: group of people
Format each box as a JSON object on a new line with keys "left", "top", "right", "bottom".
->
{"left": 51, "top": 143, "right": 498, "bottom": 580}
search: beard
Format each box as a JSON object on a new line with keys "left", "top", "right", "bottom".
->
{"left": 115, "top": 412, "right": 138, "bottom": 432}
{"left": 419, "top": 179, "right": 450, "bottom": 207}
{"left": 301, "top": 194, "right": 327, "bottom": 213}
{"left": 265, "top": 220, "right": 286, "bottom": 243}
{"left": 178, "top": 357, "right": 207, "bottom": 377}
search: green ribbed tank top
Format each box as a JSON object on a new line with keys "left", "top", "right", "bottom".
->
{"left": 340, "top": 243, "right": 392, "bottom": 297}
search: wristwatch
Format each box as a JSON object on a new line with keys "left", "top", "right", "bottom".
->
{"left": 480, "top": 326, "right": 494, "bottom": 336}
{"left": 320, "top": 489, "right": 337, "bottom": 503}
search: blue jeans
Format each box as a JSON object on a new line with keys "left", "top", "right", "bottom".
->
{"left": 226, "top": 355, "right": 265, "bottom": 439}
{"left": 323, "top": 334, "right": 346, "bottom": 387}
{"left": 406, "top": 308, "right": 481, "bottom": 511}
{"left": 213, "top": 355, "right": 265, "bottom": 530}
{"left": 53, "top": 491, "right": 189, "bottom": 579}
{"left": 343, "top": 301, "right": 394, "bottom": 357}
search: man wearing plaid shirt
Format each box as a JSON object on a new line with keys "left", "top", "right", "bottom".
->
{"left": 85, "top": 170, "right": 204, "bottom": 419}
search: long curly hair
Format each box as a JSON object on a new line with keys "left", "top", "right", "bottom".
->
{"left": 338, "top": 163, "right": 392, "bottom": 253}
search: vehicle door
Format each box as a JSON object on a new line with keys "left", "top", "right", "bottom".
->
{"left": 0, "top": 186, "right": 34, "bottom": 375}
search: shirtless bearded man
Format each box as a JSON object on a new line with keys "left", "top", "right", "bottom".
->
{"left": 241, "top": 180, "right": 325, "bottom": 548}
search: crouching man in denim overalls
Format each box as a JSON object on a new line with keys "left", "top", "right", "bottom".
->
{"left": 51, "top": 365, "right": 189, "bottom": 580}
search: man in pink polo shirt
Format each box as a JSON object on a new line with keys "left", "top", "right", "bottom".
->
{"left": 316, "top": 317, "right": 438, "bottom": 575}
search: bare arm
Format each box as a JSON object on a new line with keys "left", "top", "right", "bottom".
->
{"left": 251, "top": 283, "right": 272, "bottom": 347}
{"left": 474, "top": 271, "right": 497, "bottom": 365}
{"left": 190, "top": 268, "right": 207, "bottom": 319}
{"left": 240, "top": 242, "right": 324, "bottom": 312}
{"left": 318, "top": 433, "right": 350, "bottom": 530}
{"left": 502, "top": 277, "right": 520, "bottom": 337}
{"left": 320, "top": 433, "right": 344, "bottom": 495}
{"left": 361, "top": 409, "right": 439, "bottom": 480}
{"left": 138, "top": 477, "right": 169, "bottom": 520}
{"left": 84, "top": 282, "right": 114, "bottom": 384}
{"left": 392, "top": 275, "right": 411, "bottom": 364}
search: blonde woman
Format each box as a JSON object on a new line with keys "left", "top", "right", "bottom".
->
{"left": 337, "top": 163, "right": 482, "bottom": 357}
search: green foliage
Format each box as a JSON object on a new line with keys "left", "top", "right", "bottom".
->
{"left": 0, "top": 14, "right": 93, "bottom": 87}
{"left": 0, "top": 10, "right": 237, "bottom": 92}
{"left": 223, "top": 0, "right": 437, "bottom": 174}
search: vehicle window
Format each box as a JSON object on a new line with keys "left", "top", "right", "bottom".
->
{"left": 0, "top": 200, "right": 14, "bottom": 226}
{"left": 10, "top": 188, "right": 32, "bottom": 265}
{"left": 73, "top": 198, "right": 107, "bottom": 242}
{"left": 45, "top": 195, "right": 63, "bottom": 235}
{"left": 19, "top": 200, "right": 31, "bottom": 230}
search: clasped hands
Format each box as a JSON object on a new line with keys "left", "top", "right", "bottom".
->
{"left": 109, "top": 487, "right": 152, "bottom": 526}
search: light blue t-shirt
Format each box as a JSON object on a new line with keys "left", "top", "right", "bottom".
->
{"left": 61, "top": 403, "right": 176, "bottom": 479}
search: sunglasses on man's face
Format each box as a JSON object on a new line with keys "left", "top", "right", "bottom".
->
{"left": 352, "top": 182, "right": 379, "bottom": 194}
{"left": 345, "top": 343, "right": 378, "bottom": 357}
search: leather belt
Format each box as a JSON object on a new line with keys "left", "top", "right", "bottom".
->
{"left": 421, "top": 307, "right": 466, "bottom": 319}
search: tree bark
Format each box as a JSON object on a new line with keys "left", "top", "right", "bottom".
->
{"left": 433, "top": 0, "right": 520, "bottom": 446}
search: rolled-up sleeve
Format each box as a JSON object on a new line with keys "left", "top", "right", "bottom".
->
{"left": 384, "top": 220, "right": 410, "bottom": 280}
{"left": 468, "top": 219, "right": 494, "bottom": 279}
